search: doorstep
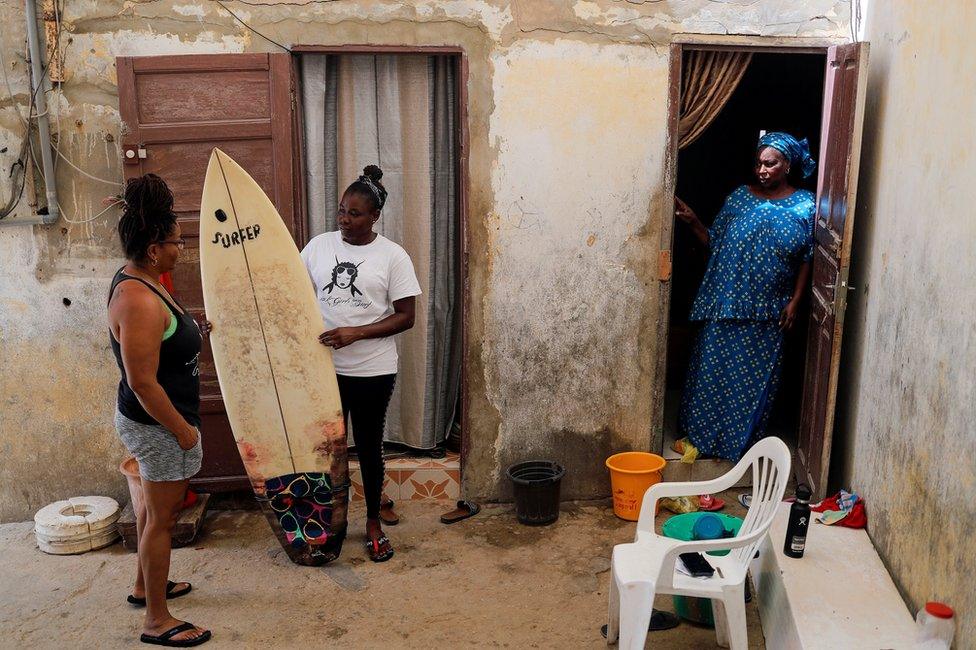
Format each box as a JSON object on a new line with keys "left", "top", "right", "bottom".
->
{"left": 662, "top": 457, "right": 753, "bottom": 487}
{"left": 751, "top": 503, "right": 916, "bottom": 649}
{"left": 349, "top": 451, "right": 459, "bottom": 502}
{"left": 661, "top": 429, "right": 752, "bottom": 488}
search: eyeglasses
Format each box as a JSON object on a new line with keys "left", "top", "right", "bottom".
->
{"left": 157, "top": 237, "right": 186, "bottom": 250}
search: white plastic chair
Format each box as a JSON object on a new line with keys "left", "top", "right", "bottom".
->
{"left": 606, "top": 437, "right": 791, "bottom": 650}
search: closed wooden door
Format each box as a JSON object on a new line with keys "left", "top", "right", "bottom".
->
{"left": 796, "top": 43, "right": 869, "bottom": 498}
{"left": 117, "top": 53, "right": 302, "bottom": 490}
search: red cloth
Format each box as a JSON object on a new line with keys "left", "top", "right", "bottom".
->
{"left": 159, "top": 272, "right": 175, "bottom": 295}
{"left": 811, "top": 493, "right": 867, "bottom": 528}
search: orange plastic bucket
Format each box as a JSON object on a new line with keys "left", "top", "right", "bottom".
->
{"left": 605, "top": 452, "right": 667, "bottom": 521}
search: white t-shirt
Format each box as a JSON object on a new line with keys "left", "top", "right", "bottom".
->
{"left": 301, "top": 231, "right": 422, "bottom": 376}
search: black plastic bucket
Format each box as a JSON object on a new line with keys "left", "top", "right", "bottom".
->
{"left": 506, "top": 460, "right": 566, "bottom": 526}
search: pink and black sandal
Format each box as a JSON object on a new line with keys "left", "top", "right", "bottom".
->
{"left": 365, "top": 534, "right": 394, "bottom": 562}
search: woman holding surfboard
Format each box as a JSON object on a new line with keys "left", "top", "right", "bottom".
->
{"left": 108, "top": 174, "right": 211, "bottom": 646}
{"left": 302, "top": 165, "right": 422, "bottom": 563}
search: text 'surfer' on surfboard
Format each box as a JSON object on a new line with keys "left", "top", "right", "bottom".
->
{"left": 199, "top": 148, "right": 348, "bottom": 566}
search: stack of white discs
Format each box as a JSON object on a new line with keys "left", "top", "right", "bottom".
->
{"left": 34, "top": 497, "right": 121, "bottom": 555}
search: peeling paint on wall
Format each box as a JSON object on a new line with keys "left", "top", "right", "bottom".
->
{"left": 0, "top": 0, "right": 851, "bottom": 522}
{"left": 834, "top": 1, "right": 976, "bottom": 645}
{"left": 483, "top": 39, "right": 667, "bottom": 497}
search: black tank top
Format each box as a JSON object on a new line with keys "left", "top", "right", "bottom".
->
{"left": 109, "top": 268, "right": 202, "bottom": 427}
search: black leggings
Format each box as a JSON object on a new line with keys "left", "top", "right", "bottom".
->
{"left": 336, "top": 373, "right": 396, "bottom": 520}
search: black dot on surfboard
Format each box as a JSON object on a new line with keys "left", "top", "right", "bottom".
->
{"left": 215, "top": 209, "right": 228, "bottom": 223}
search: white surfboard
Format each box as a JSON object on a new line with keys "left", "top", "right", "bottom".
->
{"left": 199, "top": 148, "right": 347, "bottom": 564}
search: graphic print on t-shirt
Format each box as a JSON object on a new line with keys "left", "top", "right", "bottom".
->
{"left": 302, "top": 231, "right": 422, "bottom": 376}
{"left": 324, "top": 256, "right": 364, "bottom": 297}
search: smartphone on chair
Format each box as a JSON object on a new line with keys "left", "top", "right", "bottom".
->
{"left": 679, "top": 552, "right": 715, "bottom": 578}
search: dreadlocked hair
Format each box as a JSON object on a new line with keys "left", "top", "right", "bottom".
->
{"left": 117, "top": 174, "right": 177, "bottom": 261}
{"left": 345, "top": 164, "right": 388, "bottom": 212}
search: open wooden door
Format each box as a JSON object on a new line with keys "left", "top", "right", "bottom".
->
{"left": 796, "top": 43, "right": 869, "bottom": 498}
{"left": 117, "top": 53, "right": 303, "bottom": 491}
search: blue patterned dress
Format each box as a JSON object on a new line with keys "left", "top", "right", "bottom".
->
{"left": 679, "top": 185, "right": 815, "bottom": 460}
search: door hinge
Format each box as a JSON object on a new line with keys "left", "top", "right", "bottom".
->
{"left": 658, "top": 250, "right": 672, "bottom": 282}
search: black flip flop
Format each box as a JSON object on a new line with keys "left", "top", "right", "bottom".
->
{"left": 365, "top": 534, "right": 394, "bottom": 562}
{"left": 601, "top": 610, "right": 680, "bottom": 638}
{"left": 128, "top": 581, "right": 192, "bottom": 607}
{"left": 140, "top": 622, "right": 211, "bottom": 647}
{"left": 379, "top": 499, "right": 400, "bottom": 526}
{"left": 440, "top": 500, "right": 480, "bottom": 524}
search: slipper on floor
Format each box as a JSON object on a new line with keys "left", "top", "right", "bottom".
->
{"left": 600, "top": 610, "right": 680, "bottom": 638}
{"left": 440, "top": 500, "right": 480, "bottom": 524}
{"left": 698, "top": 495, "right": 726, "bottom": 512}
{"left": 128, "top": 581, "right": 192, "bottom": 607}
{"left": 140, "top": 622, "right": 211, "bottom": 647}
{"left": 365, "top": 535, "right": 394, "bottom": 562}
{"left": 738, "top": 493, "right": 752, "bottom": 509}
{"left": 379, "top": 499, "right": 399, "bottom": 526}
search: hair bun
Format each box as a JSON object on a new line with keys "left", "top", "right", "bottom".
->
{"left": 362, "top": 165, "right": 383, "bottom": 182}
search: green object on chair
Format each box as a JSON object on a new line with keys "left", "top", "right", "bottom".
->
{"left": 662, "top": 511, "right": 744, "bottom": 627}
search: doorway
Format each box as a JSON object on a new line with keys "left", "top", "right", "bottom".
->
{"left": 116, "top": 50, "right": 468, "bottom": 494}
{"left": 663, "top": 49, "right": 827, "bottom": 461}
{"left": 295, "top": 49, "right": 467, "bottom": 500}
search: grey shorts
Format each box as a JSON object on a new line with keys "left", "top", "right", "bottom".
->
{"left": 115, "top": 410, "right": 203, "bottom": 482}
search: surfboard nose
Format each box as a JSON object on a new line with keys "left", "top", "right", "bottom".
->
{"left": 208, "top": 147, "right": 230, "bottom": 169}
{"left": 205, "top": 148, "right": 223, "bottom": 175}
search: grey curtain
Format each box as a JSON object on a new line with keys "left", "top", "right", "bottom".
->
{"left": 301, "top": 55, "right": 338, "bottom": 234}
{"left": 425, "top": 56, "right": 462, "bottom": 450}
{"left": 299, "top": 54, "right": 460, "bottom": 450}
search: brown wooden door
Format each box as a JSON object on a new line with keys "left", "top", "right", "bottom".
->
{"left": 796, "top": 43, "right": 869, "bottom": 498}
{"left": 117, "top": 53, "right": 302, "bottom": 491}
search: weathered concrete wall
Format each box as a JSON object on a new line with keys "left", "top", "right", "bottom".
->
{"left": 832, "top": 1, "right": 975, "bottom": 643}
{"left": 0, "top": 0, "right": 850, "bottom": 521}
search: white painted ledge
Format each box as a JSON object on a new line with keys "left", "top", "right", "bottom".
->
{"left": 751, "top": 503, "right": 917, "bottom": 649}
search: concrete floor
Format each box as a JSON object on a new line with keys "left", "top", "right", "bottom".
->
{"left": 0, "top": 491, "right": 763, "bottom": 649}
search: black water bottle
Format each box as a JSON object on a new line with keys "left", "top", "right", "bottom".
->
{"left": 783, "top": 484, "right": 812, "bottom": 558}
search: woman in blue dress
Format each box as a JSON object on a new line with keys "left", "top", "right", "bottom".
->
{"left": 672, "top": 132, "right": 817, "bottom": 461}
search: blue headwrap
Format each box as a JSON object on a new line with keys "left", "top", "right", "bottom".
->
{"left": 757, "top": 132, "right": 817, "bottom": 179}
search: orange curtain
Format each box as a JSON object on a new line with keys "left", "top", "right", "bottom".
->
{"left": 679, "top": 50, "right": 753, "bottom": 149}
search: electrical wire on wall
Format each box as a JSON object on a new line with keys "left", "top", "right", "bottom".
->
{"left": 8, "top": 0, "right": 308, "bottom": 222}
{"left": 1, "top": 0, "right": 124, "bottom": 223}
{"left": 213, "top": 1, "right": 293, "bottom": 53}
{"left": 48, "top": 0, "right": 119, "bottom": 188}
{"left": 0, "top": 31, "right": 40, "bottom": 219}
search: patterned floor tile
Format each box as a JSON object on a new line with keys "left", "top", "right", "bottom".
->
{"left": 398, "top": 469, "right": 459, "bottom": 501}
{"left": 348, "top": 455, "right": 459, "bottom": 501}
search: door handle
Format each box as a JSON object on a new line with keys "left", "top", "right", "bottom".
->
{"left": 824, "top": 281, "right": 856, "bottom": 291}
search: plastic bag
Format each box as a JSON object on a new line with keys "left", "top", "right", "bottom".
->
{"left": 660, "top": 496, "right": 699, "bottom": 514}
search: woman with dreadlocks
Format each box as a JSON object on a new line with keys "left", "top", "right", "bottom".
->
{"left": 301, "top": 165, "right": 421, "bottom": 563}
{"left": 107, "top": 174, "right": 211, "bottom": 646}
